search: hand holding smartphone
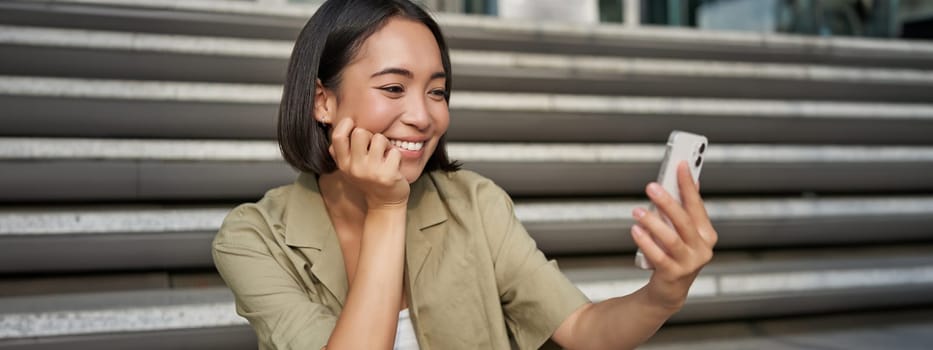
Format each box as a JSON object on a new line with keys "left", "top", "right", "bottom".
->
{"left": 635, "top": 131, "right": 708, "bottom": 270}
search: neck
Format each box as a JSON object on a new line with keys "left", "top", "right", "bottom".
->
{"left": 318, "top": 172, "right": 368, "bottom": 225}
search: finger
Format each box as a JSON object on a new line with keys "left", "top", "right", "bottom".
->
{"left": 330, "top": 118, "right": 354, "bottom": 168}
{"left": 632, "top": 225, "right": 674, "bottom": 271}
{"left": 676, "top": 161, "right": 717, "bottom": 245}
{"left": 369, "top": 133, "right": 389, "bottom": 161}
{"left": 386, "top": 147, "right": 402, "bottom": 172}
{"left": 633, "top": 207, "right": 688, "bottom": 260}
{"left": 646, "top": 181, "right": 701, "bottom": 248}
{"left": 350, "top": 127, "right": 373, "bottom": 160}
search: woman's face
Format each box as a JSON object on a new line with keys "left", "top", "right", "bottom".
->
{"left": 320, "top": 17, "right": 450, "bottom": 183}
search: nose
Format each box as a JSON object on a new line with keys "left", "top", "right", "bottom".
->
{"left": 400, "top": 94, "right": 431, "bottom": 131}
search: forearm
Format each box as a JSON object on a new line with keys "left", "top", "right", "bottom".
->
{"left": 569, "top": 283, "right": 681, "bottom": 350}
{"left": 326, "top": 207, "right": 407, "bottom": 349}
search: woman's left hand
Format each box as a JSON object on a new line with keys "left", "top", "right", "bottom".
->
{"left": 631, "top": 160, "right": 718, "bottom": 311}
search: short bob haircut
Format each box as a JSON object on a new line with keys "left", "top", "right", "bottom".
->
{"left": 278, "top": 0, "right": 460, "bottom": 175}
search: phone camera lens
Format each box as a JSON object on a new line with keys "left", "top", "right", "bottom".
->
{"left": 699, "top": 143, "right": 706, "bottom": 154}
{"left": 695, "top": 156, "right": 703, "bottom": 167}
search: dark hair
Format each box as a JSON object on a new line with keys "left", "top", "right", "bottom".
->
{"left": 278, "top": 0, "right": 460, "bottom": 175}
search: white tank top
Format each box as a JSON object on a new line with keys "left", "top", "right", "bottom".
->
{"left": 393, "top": 309, "right": 420, "bottom": 350}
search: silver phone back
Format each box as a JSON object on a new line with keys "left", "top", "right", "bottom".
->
{"left": 635, "top": 131, "right": 708, "bottom": 269}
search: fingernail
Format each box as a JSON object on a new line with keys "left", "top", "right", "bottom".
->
{"left": 631, "top": 225, "right": 647, "bottom": 237}
{"left": 647, "top": 182, "right": 663, "bottom": 197}
{"left": 632, "top": 207, "right": 647, "bottom": 219}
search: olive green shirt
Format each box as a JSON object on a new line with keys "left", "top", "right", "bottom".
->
{"left": 212, "top": 170, "right": 590, "bottom": 350}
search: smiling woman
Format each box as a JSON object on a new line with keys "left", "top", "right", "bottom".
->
{"left": 211, "top": 1, "right": 718, "bottom": 350}
{"left": 276, "top": 0, "right": 458, "bottom": 180}
{"left": 314, "top": 16, "right": 452, "bottom": 183}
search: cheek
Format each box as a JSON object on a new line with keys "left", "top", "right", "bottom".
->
{"left": 430, "top": 104, "right": 451, "bottom": 134}
{"left": 344, "top": 93, "right": 400, "bottom": 132}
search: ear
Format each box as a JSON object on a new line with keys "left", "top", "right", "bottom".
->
{"left": 312, "top": 79, "right": 336, "bottom": 124}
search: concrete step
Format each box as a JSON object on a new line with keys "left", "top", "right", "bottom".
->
{"left": 3, "top": 76, "right": 933, "bottom": 144}
{"left": 0, "top": 25, "right": 292, "bottom": 84}
{"left": 2, "top": 0, "right": 932, "bottom": 69}
{"left": 2, "top": 245, "right": 932, "bottom": 348}
{"left": 0, "top": 0, "right": 313, "bottom": 40}
{"left": 2, "top": 196, "right": 932, "bottom": 272}
{"left": 2, "top": 138, "right": 933, "bottom": 201}
{"left": 0, "top": 288, "right": 255, "bottom": 350}
{"left": 0, "top": 326, "right": 254, "bottom": 350}
{"left": 451, "top": 51, "right": 933, "bottom": 102}
{"left": 0, "top": 271, "right": 223, "bottom": 298}
{"left": 3, "top": 26, "right": 933, "bottom": 102}
{"left": 564, "top": 245, "right": 933, "bottom": 322}
{"left": 643, "top": 307, "right": 933, "bottom": 350}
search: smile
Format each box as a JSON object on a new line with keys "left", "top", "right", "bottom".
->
{"left": 389, "top": 139, "right": 424, "bottom": 152}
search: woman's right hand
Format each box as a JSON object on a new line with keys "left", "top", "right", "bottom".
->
{"left": 328, "top": 118, "right": 410, "bottom": 209}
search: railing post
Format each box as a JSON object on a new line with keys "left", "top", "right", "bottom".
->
{"left": 624, "top": 0, "right": 640, "bottom": 27}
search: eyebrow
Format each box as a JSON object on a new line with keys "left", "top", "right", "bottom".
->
{"left": 370, "top": 67, "right": 447, "bottom": 81}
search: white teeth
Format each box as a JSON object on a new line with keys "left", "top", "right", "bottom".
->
{"left": 390, "top": 139, "right": 424, "bottom": 151}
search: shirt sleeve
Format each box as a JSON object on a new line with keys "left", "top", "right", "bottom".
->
{"left": 477, "top": 181, "right": 591, "bottom": 350}
{"left": 212, "top": 205, "right": 335, "bottom": 350}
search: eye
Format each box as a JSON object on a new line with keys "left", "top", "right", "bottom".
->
{"left": 429, "top": 89, "right": 448, "bottom": 100}
{"left": 380, "top": 85, "right": 404, "bottom": 94}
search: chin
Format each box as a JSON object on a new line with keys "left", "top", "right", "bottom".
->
{"left": 402, "top": 165, "right": 426, "bottom": 184}
{"left": 402, "top": 153, "right": 432, "bottom": 183}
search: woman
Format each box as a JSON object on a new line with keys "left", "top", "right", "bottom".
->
{"left": 211, "top": 0, "right": 718, "bottom": 349}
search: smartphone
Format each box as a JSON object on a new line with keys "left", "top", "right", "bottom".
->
{"left": 635, "top": 131, "right": 708, "bottom": 270}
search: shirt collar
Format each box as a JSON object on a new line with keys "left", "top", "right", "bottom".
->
{"left": 284, "top": 172, "right": 448, "bottom": 246}
{"left": 284, "top": 172, "right": 333, "bottom": 249}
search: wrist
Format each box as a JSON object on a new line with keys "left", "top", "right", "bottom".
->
{"left": 366, "top": 199, "right": 408, "bottom": 212}
{"left": 363, "top": 203, "right": 408, "bottom": 229}
{"left": 362, "top": 203, "right": 408, "bottom": 242}
{"left": 642, "top": 279, "right": 688, "bottom": 314}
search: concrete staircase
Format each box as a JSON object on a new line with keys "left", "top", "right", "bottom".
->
{"left": 2, "top": 0, "right": 933, "bottom": 349}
